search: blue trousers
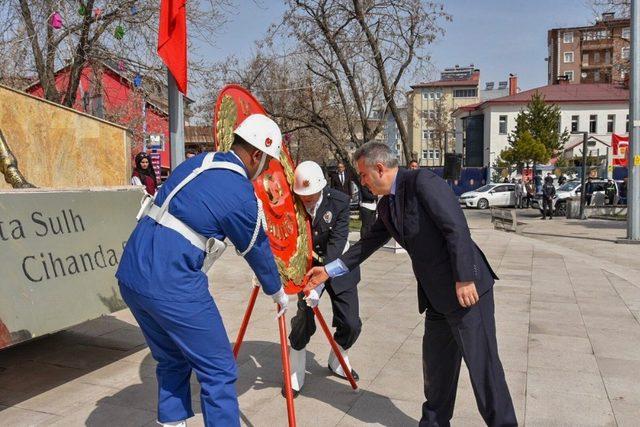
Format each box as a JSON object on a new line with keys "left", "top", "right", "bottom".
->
{"left": 119, "top": 284, "right": 239, "bottom": 426}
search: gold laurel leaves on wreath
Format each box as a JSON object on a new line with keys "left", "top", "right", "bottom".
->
{"left": 275, "top": 150, "right": 311, "bottom": 285}
{"left": 216, "top": 95, "right": 237, "bottom": 152}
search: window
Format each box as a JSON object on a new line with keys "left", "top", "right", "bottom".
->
{"left": 422, "top": 91, "right": 429, "bottom": 99}
{"left": 622, "top": 47, "right": 630, "bottom": 60}
{"left": 453, "top": 89, "right": 478, "bottom": 98}
{"left": 582, "top": 53, "right": 589, "bottom": 65}
{"left": 607, "top": 114, "right": 615, "bottom": 133}
{"left": 499, "top": 115, "right": 508, "bottom": 135}
{"left": 422, "top": 129, "right": 429, "bottom": 140}
{"left": 571, "top": 115, "right": 579, "bottom": 132}
{"left": 605, "top": 50, "right": 611, "bottom": 64}
{"left": 425, "top": 149, "right": 441, "bottom": 160}
{"left": 435, "top": 91, "right": 442, "bottom": 99}
{"left": 564, "top": 52, "right": 574, "bottom": 63}
{"left": 583, "top": 30, "right": 609, "bottom": 41}
{"left": 429, "top": 92, "right": 435, "bottom": 99}
{"left": 428, "top": 110, "right": 436, "bottom": 120}
{"left": 589, "top": 114, "right": 597, "bottom": 133}
{"left": 622, "top": 27, "right": 630, "bottom": 39}
{"left": 626, "top": 114, "right": 630, "bottom": 133}
{"left": 594, "top": 70, "right": 601, "bottom": 82}
{"left": 594, "top": 52, "right": 600, "bottom": 63}
{"left": 563, "top": 32, "right": 573, "bottom": 43}
{"left": 564, "top": 71, "right": 574, "bottom": 81}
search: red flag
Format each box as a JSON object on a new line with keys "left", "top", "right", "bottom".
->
{"left": 612, "top": 133, "right": 629, "bottom": 167}
{"left": 158, "top": 0, "right": 187, "bottom": 94}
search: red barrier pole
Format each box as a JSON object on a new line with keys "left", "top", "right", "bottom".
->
{"left": 278, "top": 304, "right": 297, "bottom": 427}
{"left": 313, "top": 306, "right": 358, "bottom": 391}
{"left": 233, "top": 284, "right": 260, "bottom": 359}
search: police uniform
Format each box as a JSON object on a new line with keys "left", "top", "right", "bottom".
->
{"left": 116, "top": 151, "right": 282, "bottom": 426}
{"left": 289, "top": 188, "right": 362, "bottom": 354}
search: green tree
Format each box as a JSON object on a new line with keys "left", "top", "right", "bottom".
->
{"left": 510, "top": 91, "right": 569, "bottom": 155}
{"left": 500, "top": 130, "right": 550, "bottom": 168}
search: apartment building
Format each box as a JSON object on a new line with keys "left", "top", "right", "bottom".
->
{"left": 547, "top": 12, "right": 630, "bottom": 85}
{"left": 407, "top": 65, "right": 481, "bottom": 166}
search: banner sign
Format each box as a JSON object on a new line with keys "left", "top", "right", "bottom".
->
{"left": 0, "top": 187, "right": 143, "bottom": 349}
{"left": 612, "top": 133, "right": 629, "bottom": 167}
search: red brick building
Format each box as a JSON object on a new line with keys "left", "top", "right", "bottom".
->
{"left": 548, "top": 12, "right": 630, "bottom": 85}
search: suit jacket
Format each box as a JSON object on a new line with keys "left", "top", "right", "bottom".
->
{"left": 330, "top": 171, "right": 354, "bottom": 197}
{"left": 340, "top": 168, "right": 497, "bottom": 314}
{"left": 312, "top": 188, "right": 360, "bottom": 294}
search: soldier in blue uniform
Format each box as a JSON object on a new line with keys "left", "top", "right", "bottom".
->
{"left": 116, "top": 114, "right": 289, "bottom": 427}
{"left": 285, "top": 161, "right": 362, "bottom": 397}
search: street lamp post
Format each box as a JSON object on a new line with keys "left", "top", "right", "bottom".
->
{"left": 571, "top": 131, "right": 589, "bottom": 220}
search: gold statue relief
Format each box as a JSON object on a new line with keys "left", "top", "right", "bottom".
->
{"left": 0, "top": 129, "right": 35, "bottom": 189}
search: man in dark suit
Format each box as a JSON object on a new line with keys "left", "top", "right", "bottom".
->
{"left": 286, "top": 161, "right": 362, "bottom": 397}
{"left": 330, "top": 162, "right": 354, "bottom": 197}
{"left": 305, "top": 142, "right": 517, "bottom": 427}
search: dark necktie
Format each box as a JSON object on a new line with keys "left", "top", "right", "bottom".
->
{"left": 389, "top": 194, "right": 398, "bottom": 230}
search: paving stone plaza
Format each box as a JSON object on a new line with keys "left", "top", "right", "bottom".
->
{"left": 1, "top": 212, "right": 639, "bottom": 426}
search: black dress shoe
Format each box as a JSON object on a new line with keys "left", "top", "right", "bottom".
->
{"left": 328, "top": 364, "right": 359, "bottom": 381}
{"left": 281, "top": 387, "right": 300, "bottom": 399}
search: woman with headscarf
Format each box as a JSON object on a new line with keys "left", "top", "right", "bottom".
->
{"left": 132, "top": 152, "right": 158, "bottom": 195}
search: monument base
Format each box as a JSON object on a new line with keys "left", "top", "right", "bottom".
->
{"left": 382, "top": 238, "right": 406, "bottom": 254}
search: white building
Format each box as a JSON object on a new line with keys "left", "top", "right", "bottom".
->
{"left": 452, "top": 83, "right": 629, "bottom": 175}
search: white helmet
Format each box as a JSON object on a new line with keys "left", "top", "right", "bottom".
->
{"left": 294, "top": 161, "right": 327, "bottom": 196}
{"left": 233, "top": 114, "right": 282, "bottom": 160}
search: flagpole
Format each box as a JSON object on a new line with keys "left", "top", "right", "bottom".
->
{"left": 168, "top": 70, "right": 185, "bottom": 170}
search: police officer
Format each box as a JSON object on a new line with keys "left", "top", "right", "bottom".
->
{"left": 286, "top": 161, "right": 362, "bottom": 397}
{"left": 116, "top": 114, "right": 289, "bottom": 427}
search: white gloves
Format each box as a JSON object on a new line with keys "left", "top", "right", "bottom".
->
{"left": 303, "top": 283, "right": 325, "bottom": 308}
{"left": 271, "top": 286, "right": 289, "bottom": 317}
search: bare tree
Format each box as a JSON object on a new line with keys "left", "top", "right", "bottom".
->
{"left": 0, "top": 0, "right": 229, "bottom": 107}
{"left": 430, "top": 95, "right": 454, "bottom": 165}
{"left": 270, "top": 0, "right": 449, "bottom": 164}
{"left": 200, "top": 0, "right": 448, "bottom": 166}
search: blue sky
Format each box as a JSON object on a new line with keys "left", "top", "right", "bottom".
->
{"left": 196, "top": 0, "right": 603, "bottom": 92}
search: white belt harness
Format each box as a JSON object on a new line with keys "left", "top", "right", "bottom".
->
{"left": 135, "top": 152, "right": 267, "bottom": 273}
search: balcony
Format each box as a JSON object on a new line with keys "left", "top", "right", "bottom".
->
{"left": 581, "top": 62, "right": 613, "bottom": 70}
{"left": 581, "top": 40, "right": 613, "bottom": 50}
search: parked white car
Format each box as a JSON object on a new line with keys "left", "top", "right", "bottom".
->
{"left": 459, "top": 183, "right": 516, "bottom": 209}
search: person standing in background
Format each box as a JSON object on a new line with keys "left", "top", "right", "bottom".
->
{"left": 409, "top": 160, "right": 419, "bottom": 170}
{"left": 515, "top": 179, "right": 525, "bottom": 209}
{"left": 525, "top": 178, "right": 535, "bottom": 208}
{"left": 132, "top": 152, "right": 158, "bottom": 196}
{"left": 330, "top": 162, "right": 354, "bottom": 198}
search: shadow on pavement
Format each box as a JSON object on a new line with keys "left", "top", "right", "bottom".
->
{"left": 234, "top": 340, "right": 418, "bottom": 426}
{"left": 0, "top": 316, "right": 145, "bottom": 409}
